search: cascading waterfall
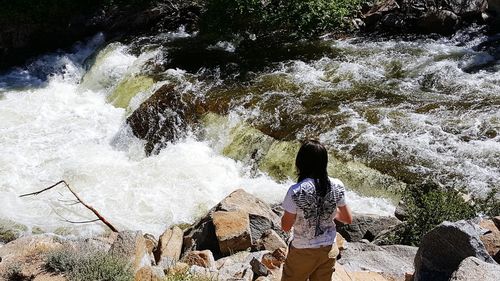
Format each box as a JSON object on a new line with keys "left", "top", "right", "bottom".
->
{"left": 0, "top": 33, "right": 396, "bottom": 237}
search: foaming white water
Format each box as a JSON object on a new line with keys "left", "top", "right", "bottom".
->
{"left": 0, "top": 37, "right": 394, "bottom": 237}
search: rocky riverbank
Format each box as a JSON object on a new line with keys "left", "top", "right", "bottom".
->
{"left": 1, "top": 189, "right": 498, "bottom": 281}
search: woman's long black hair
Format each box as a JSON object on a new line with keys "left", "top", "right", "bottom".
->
{"left": 295, "top": 140, "right": 331, "bottom": 197}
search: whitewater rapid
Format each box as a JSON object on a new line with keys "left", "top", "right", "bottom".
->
{"left": 0, "top": 34, "right": 395, "bottom": 237}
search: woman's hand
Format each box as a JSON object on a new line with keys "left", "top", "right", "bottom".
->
{"left": 335, "top": 205, "right": 353, "bottom": 224}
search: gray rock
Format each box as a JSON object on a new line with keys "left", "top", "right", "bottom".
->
{"left": 414, "top": 220, "right": 497, "bottom": 281}
{"left": 450, "top": 256, "right": 500, "bottom": 281}
{"left": 218, "top": 262, "right": 254, "bottom": 281}
{"left": 338, "top": 242, "right": 417, "bottom": 280}
{"left": 336, "top": 213, "right": 401, "bottom": 242}
{"left": 250, "top": 257, "right": 269, "bottom": 277}
{"left": 256, "top": 229, "right": 287, "bottom": 252}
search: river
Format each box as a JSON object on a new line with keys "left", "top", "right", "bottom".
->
{"left": 0, "top": 27, "right": 498, "bottom": 237}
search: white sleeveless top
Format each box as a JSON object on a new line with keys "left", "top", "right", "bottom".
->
{"left": 282, "top": 178, "right": 346, "bottom": 248}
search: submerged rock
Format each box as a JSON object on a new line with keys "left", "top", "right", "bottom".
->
{"left": 126, "top": 84, "right": 204, "bottom": 155}
{"left": 414, "top": 220, "right": 496, "bottom": 281}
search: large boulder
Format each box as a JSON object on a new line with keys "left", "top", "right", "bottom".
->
{"left": 183, "top": 189, "right": 285, "bottom": 259}
{"left": 336, "top": 214, "right": 401, "bottom": 242}
{"left": 338, "top": 241, "right": 417, "bottom": 280}
{"left": 154, "top": 226, "right": 184, "bottom": 265}
{"left": 414, "top": 220, "right": 497, "bottom": 281}
{"left": 212, "top": 210, "right": 252, "bottom": 255}
{"left": 449, "top": 256, "right": 500, "bottom": 281}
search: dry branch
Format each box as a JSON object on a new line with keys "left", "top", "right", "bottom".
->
{"left": 20, "top": 180, "right": 118, "bottom": 232}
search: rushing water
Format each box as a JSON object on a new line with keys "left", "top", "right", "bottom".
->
{"left": 0, "top": 33, "right": 396, "bottom": 237}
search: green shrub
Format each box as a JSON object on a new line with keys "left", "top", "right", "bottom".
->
{"left": 391, "top": 182, "right": 477, "bottom": 246}
{"left": 46, "top": 249, "right": 133, "bottom": 281}
{"left": 201, "top": 0, "right": 365, "bottom": 40}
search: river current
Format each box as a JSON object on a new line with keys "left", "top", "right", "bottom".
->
{"left": 0, "top": 28, "right": 498, "bottom": 237}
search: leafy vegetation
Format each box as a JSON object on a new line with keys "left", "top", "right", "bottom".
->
{"left": 46, "top": 249, "right": 133, "bottom": 281}
{"left": 200, "top": 0, "right": 365, "bottom": 40}
{"left": 389, "top": 181, "right": 499, "bottom": 246}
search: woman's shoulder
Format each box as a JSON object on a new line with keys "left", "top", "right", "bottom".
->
{"left": 289, "top": 178, "right": 315, "bottom": 193}
{"left": 329, "top": 177, "right": 345, "bottom": 188}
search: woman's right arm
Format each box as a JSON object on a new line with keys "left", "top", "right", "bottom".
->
{"left": 335, "top": 205, "right": 353, "bottom": 224}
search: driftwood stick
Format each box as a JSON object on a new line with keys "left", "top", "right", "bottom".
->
{"left": 20, "top": 180, "right": 119, "bottom": 232}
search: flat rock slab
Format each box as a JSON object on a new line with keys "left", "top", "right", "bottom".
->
{"left": 339, "top": 242, "right": 417, "bottom": 280}
{"left": 450, "top": 256, "right": 500, "bottom": 281}
{"left": 333, "top": 264, "right": 389, "bottom": 281}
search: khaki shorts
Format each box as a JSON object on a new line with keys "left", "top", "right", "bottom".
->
{"left": 281, "top": 243, "right": 339, "bottom": 281}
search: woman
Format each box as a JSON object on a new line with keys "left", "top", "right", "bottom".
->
{"left": 281, "top": 140, "right": 353, "bottom": 281}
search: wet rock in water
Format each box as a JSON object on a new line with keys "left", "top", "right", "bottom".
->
{"left": 155, "top": 226, "right": 183, "bottom": 267}
{"left": 336, "top": 214, "right": 401, "bottom": 242}
{"left": 182, "top": 250, "right": 216, "bottom": 269}
{"left": 109, "top": 230, "right": 151, "bottom": 272}
{"left": 449, "top": 256, "right": 500, "bottom": 281}
{"left": 414, "top": 220, "right": 496, "bottom": 281}
{"left": 183, "top": 189, "right": 285, "bottom": 258}
{"left": 479, "top": 219, "right": 500, "bottom": 263}
{"left": 338, "top": 241, "right": 417, "bottom": 281}
{"left": 126, "top": 84, "right": 204, "bottom": 155}
{"left": 212, "top": 210, "right": 252, "bottom": 255}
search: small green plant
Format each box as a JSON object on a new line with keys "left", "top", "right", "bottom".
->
{"left": 46, "top": 249, "right": 133, "bottom": 281}
{"left": 391, "top": 181, "right": 477, "bottom": 246}
{"left": 165, "top": 265, "right": 218, "bottom": 281}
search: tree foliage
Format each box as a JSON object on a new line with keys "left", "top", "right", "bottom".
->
{"left": 200, "top": 0, "right": 364, "bottom": 40}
